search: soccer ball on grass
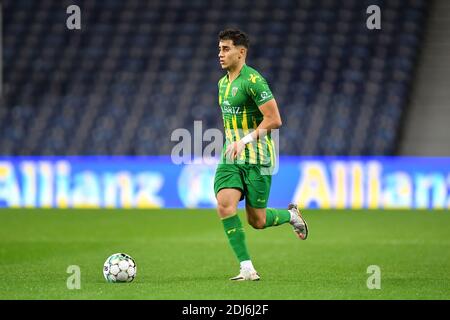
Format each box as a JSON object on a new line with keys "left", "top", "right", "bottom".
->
{"left": 103, "top": 253, "right": 137, "bottom": 283}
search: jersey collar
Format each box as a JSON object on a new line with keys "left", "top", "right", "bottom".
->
{"left": 226, "top": 64, "right": 247, "bottom": 83}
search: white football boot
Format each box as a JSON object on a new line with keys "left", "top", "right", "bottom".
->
{"left": 230, "top": 268, "right": 261, "bottom": 281}
{"left": 288, "top": 203, "right": 309, "bottom": 240}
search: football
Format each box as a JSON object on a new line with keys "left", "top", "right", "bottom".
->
{"left": 103, "top": 253, "right": 137, "bottom": 283}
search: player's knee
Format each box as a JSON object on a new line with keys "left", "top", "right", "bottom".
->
{"left": 217, "top": 202, "right": 236, "bottom": 217}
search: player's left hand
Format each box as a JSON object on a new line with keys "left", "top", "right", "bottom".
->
{"left": 225, "top": 140, "right": 246, "bottom": 160}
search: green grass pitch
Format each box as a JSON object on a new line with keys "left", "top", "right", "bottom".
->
{"left": 0, "top": 209, "right": 449, "bottom": 300}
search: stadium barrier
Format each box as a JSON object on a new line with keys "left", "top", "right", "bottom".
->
{"left": 0, "top": 156, "right": 449, "bottom": 209}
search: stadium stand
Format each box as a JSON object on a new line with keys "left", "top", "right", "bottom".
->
{"left": 1, "top": 0, "right": 428, "bottom": 155}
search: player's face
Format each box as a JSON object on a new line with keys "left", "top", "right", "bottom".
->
{"left": 218, "top": 40, "right": 244, "bottom": 70}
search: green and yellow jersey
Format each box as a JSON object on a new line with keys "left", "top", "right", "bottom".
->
{"left": 218, "top": 64, "right": 276, "bottom": 167}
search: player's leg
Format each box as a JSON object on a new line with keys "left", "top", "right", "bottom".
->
{"left": 244, "top": 204, "right": 267, "bottom": 229}
{"left": 244, "top": 165, "right": 308, "bottom": 239}
{"left": 214, "top": 164, "right": 259, "bottom": 281}
{"left": 245, "top": 203, "right": 308, "bottom": 239}
{"left": 245, "top": 202, "right": 292, "bottom": 229}
{"left": 245, "top": 204, "right": 289, "bottom": 229}
{"left": 216, "top": 189, "right": 259, "bottom": 281}
{"left": 216, "top": 188, "right": 248, "bottom": 263}
{"left": 244, "top": 166, "right": 290, "bottom": 229}
{"left": 216, "top": 188, "right": 242, "bottom": 219}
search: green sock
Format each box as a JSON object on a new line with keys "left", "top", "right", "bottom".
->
{"left": 264, "top": 208, "right": 291, "bottom": 228}
{"left": 222, "top": 214, "right": 250, "bottom": 262}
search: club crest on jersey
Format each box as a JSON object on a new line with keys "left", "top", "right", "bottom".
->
{"left": 232, "top": 87, "right": 238, "bottom": 96}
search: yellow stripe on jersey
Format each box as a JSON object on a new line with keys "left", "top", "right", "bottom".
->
{"left": 223, "top": 80, "right": 243, "bottom": 159}
{"left": 252, "top": 118, "right": 265, "bottom": 164}
{"left": 231, "top": 115, "right": 240, "bottom": 139}
{"left": 231, "top": 115, "right": 244, "bottom": 161}
{"left": 258, "top": 137, "right": 265, "bottom": 165}
{"left": 271, "top": 138, "right": 275, "bottom": 166}
{"left": 225, "top": 118, "right": 233, "bottom": 143}
{"left": 224, "top": 81, "right": 231, "bottom": 98}
{"left": 266, "top": 135, "right": 275, "bottom": 167}
{"left": 241, "top": 109, "right": 257, "bottom": 164}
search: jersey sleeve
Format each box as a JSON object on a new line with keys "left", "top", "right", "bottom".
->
{"left": 245, "top": 72, "right": 274, "bottom": 107}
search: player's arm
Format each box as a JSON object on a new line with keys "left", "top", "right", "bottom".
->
{"left": 227, "top": 73, "right": 282, "bottom": 159}
{"left": 227, "top": 99, "right": 282, "bottom": 159}
{"left": 253, "top": 98, "right": 282, "bottom": 137}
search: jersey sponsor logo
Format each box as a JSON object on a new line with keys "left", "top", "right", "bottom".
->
{"left": 259, "top": 91, "right": 271, "bottom": 102}
{"left": 232, "top": 87, "right": 238, "bottom": 96}
{"left": 227, "top": 228, "right": 237, "bottom": 234}
{"left": 222, "top": 100, "right": 241, "bottom": 114}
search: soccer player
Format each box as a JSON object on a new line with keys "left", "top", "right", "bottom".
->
{"left": 214, "top": 29, "right": 309, "bottom": 281}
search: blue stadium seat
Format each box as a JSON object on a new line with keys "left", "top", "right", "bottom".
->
{"left": 1, "top": 0, "right": 428, "bottom": 156}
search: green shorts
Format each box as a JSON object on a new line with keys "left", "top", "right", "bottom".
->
{"left": 214, "top": 163, "right": 272, "bottom": 208}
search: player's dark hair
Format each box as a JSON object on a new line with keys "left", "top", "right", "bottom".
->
{"left": 218, "top": 29, "right": 249, "bottom": 49}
